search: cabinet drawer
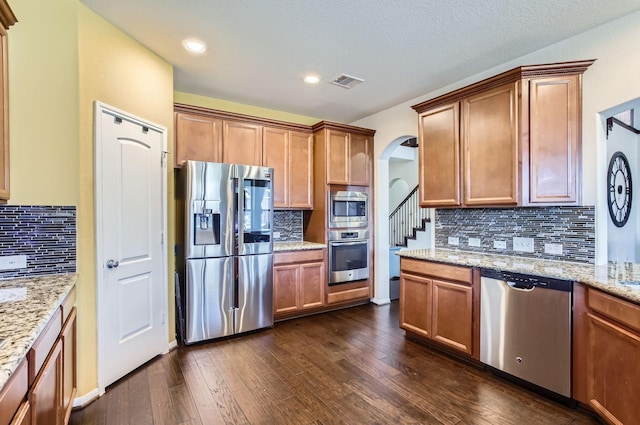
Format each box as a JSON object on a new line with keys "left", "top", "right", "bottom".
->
{"left": 0, "top": 359, "right": 28, "bottom": 425}
{"left": 61, "top": 287, "right": 76, "bottom": 324}
{"left": 400, "top": 258, "right": 472, "bottom": 284}
{"left": 274, "top": 249, "right": 324, "bottom": 265}
{"left": 327, "top": 286, "right": 370, "bottom": 304}
{"left": 588, "top": 288, "right": 640, "bottom": 333}
{"left": 28, "top": 308, "right": 62, "bottom": 385}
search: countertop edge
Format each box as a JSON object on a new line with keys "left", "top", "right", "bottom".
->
{"left": 274, "top": 241, "right": 327, "bottom": 252}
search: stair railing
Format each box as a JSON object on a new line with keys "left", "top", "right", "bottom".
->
{"left": 389, "top": 185, "right": 431, "bottom": 246}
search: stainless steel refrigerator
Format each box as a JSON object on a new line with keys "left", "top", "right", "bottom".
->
{"left": 179, "top": 160, "right": 274, "bottom": 344}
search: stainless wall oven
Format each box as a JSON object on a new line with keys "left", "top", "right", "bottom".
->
{"left": 329, "top": 191, "right": 368, "bottom": 228}
{"left": 328, "top": 229, "right": 369, "bottom": 285}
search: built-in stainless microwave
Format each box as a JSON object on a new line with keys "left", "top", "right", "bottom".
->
{"left": 329, "top": 191, "right": 368, "bottom": 228}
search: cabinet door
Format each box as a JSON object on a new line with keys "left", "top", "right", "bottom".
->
{"left": 175, "top": 112, "right": 222, "bottom": 167}
{"left": 349, "top": 134, "right": 370, "bottom": 186}
{"left": 273, "top": 265, "right": 300, "bottom": 315}
{"left": 263, "top": 127, "right": 289, "bottom": 208}
{"left": 399, "top": 273, "right": 432, "bottom": 338}
{"left": 432, "top": 279, "right": 472, "bottom": 355}
{"left": 418, "top": 103, "right": 461, "bottom": 207}
{"left": 61, "top": 310, "right": 76, "bottom": 425}
{"left": 529, "top": 76, "right": 580, "bottom": 204}
{"left": 300, "top": 262, "right": 325, "bottom": 310}
{"left": 10, "top": 401, "right": 31, "bottom": 425}
{"left": 223, "top": 121, "right": 263, "bottom": 166}
{"left": 587, "top": 313, "right": 640, "bottom": 425}
{"left": 288, "top": 131, "right": 313, "bottom": 208}
{"left": 30, "top": 339, "right": 63, "bottom": 425}
{"left": 326, "top": 130, "right": 349, "bottom": 185}
{"left": 462, "top": 83, "right": 518, "bottom": 206}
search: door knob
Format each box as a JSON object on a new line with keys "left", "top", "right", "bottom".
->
{"left": 106, "top": 259, "right": 120, "bottom": 269}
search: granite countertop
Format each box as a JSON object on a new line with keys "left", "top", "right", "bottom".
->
{"left": 0, "top": 273, "right": 77, "bottom": 393}
{"left": 397, "top": 248, "right": 640, "bottom": 304}
{"left": 274, "top": 241, "right": 327, "bottom": 252}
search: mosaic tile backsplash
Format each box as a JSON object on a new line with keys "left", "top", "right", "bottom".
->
{"left": 435, "top": 206, "right": 595, "bottom": 263}
{"left": 273, "top": 210, "right": 303, "bottom": 242}
{"left": 0, "top": 206, "right": 76, "bottom": 278}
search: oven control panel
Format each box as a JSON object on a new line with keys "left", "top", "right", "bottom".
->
{"left": 328, "top": 229, "right": 369, "bottom": 241}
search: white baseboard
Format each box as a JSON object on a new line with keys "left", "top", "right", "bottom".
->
{"left": 371, "top": 297, "right": 391, "bottom": 305}
{"left": 73, "top": 388, "right": 100, "bottom": 409}
{"left": 166, "top": 339, "right": 178, "bottom": 353}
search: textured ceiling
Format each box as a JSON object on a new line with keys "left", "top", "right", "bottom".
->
{"left": 80, "top": 0, "right": 640, "bottom": 123}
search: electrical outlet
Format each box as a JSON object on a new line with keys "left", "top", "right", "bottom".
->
{"left": 513, "top": 237, "right": 534, "bottom": 253}
{"left": 448, "top": 236, "right": 459, "bottom": 246}
{"left": 493, "top": 240, "right": 507, "bottom": 250}
{"left": 468, "top": 237, "right": 481, "bottom": 247}
{"left": 0, "top": 255, "right": 27, "bottom": 271}
{"left": 544, "top": 243, "right": 563, "bottom": 255}
{"left": 273, "top": 231, "right": 281, "bottom": 239}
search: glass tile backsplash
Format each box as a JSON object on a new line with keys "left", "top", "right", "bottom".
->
{"left": 435, "top": 206, "right": 595, "bottom": 263}
{"left": 0, "top": 205, "right": 76, "bottom": 278}
{"left": 273, "top": 210, "right": 303, "bottom": 242}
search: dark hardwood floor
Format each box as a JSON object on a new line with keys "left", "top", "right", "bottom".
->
{"left": 70, "top": 301, "right": 600, "bottom": 425}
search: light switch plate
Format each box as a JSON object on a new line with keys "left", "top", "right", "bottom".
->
{"left": 0, "top": 255, "right": 27, "bottom": 271}
{"left": 544, "top": 243, "right": 563, "bottom": 255}
{"left": 493, "top": 240, "right": 507, "bottom": 250}
{"left": 468, "top": 237, "right": 481, "bottom": 247}
{"left": 513, "top": 237, "right": 534, "bottom": 253}
{"left": 273, "top": 231, "right": 281, "bottom": 239}
{"left": 448, "top": 236, "right": 459, "bottom": 246}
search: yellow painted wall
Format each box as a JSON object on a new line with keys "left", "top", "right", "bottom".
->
{"left": 175, "top": 91, "right": 320, "bottom": 125}
{"left": 77, "top": 3, "right": 174, "bottom": 396}
{"left": 8, "top": 0, "right": 79, "bottom": 205}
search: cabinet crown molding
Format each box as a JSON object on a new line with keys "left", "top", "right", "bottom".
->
{"left": 312, "top": 120, "right": 376, "bottom": 137}
{"left": 0, "top": 0, "right": 16, "bottom": 30}
{"left": 411, "top": 59, "right": 596, "bottom": 113}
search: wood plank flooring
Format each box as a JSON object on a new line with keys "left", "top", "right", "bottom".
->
{"left": 70, "top": 301, "right": 601, "bottom": 425}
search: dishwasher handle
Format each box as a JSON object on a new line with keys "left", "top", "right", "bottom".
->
{"left": 507, "top": 280, "right": 535, "bottom": 291}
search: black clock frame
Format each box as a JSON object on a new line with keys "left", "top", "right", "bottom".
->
{"left": 607, "top": 151, "right": 632, "bottom": 228}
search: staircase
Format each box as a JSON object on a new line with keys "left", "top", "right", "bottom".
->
{"left": 389, "top": 185, "right": 431, "bottom": 248}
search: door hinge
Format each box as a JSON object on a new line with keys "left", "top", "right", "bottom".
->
{"left": 161, "top": 232, "right": 164, "bottom": 244}
{"left": 161, "top": 151, "right": 168, "bottom": 167}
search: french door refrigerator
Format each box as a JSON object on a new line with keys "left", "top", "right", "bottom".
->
{"left": 180, "top": 160, "right": 274, "bottom": 344}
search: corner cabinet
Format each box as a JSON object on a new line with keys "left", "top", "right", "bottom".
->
{"left": 0, "top": 1, "right": 17, "bottom": 201}
{"left": 399, "top": 258, "right": 478, "bottom": 358}
{"left": 412, "top": 60, "right": 594, "bottom": 208}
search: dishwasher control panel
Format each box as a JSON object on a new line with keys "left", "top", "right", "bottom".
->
{"left": 481, "top": 269, "right": 573, "bottom": 292}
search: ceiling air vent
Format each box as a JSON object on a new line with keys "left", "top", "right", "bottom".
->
{"left": 329, "top": 74, "right": 364, "bottom": 89}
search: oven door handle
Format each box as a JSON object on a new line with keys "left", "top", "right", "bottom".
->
{"left": 330, "top": 240, "right": 368, "bottom": 246}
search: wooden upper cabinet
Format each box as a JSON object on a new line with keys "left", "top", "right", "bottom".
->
{"left": 174, "top": 112, "right": 222, "bottom": 167}
{"left": 263, "top": 127, "right": 289, "bottom": 208}
{"left": 529, "top": 75, "right": 580, "bottom": 204}
{"left": 314, "top": 122, "right": 375, "bottom": 187}
{"left": 462, "top": 83, "right": 518, "bottom": 206}
{"left": 222, "top": 120, "right": 262, "bottom": 166}
{"left": 326, "top": 129, "right": 349, "bottom": 185}
{"left": 0, "top": 1, "right": 17, "bottom": 201}
{"left": 348, "top": 133, "right": 370, "bottom": 186}
{"left": 288, "top": 131, "right": 313, "bottom": 209}
{"left": 412, "top": 60, "right": 594, "bottom": 208}
{"left": 418, "top": 103, "right": 460, "bottom": 207}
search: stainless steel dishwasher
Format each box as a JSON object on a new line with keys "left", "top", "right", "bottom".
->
{"left": 480, "top": 269, "right": 572, "bottom": 398}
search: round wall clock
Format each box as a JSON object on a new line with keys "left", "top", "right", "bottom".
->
{"left": 607, "top": 151, "right": 632, "bottom": 228}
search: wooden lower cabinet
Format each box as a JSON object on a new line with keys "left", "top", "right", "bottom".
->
{"left": 399, "top": 258, "right": 475, "bottom": 357}
{"left": 61, "top": 310, "right": 76, "bottom": 424}
{"left": 273, "top": 250, "right": 325, "bottom": 317}
{"left": 584, "top": 288, "right": 640, "bottom": 425}
{"left": 29, "top": 340, "right": 63, "bottom": 425}
{"left": 10, "top": 401, "right": 31, "bottom": 425}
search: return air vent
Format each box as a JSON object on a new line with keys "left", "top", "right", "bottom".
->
{"left": 329, "top": 74, "right": 364, "bottom": 89}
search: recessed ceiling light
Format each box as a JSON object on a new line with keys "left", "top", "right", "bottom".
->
{"left": 182, "top": 38, "right": 207, "bottom": 54}
{"left": 303, "top": 74, "right": 321, "bottom": 84}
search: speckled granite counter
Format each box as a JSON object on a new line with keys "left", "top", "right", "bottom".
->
{"left": 397, "top": 248, "right": 640, "bottom": 304}
{"left": 0, "top": 273, "right": 77, "bottom": 392}
{"left": 274, "top": 241, "right": 326, "bottom": 252}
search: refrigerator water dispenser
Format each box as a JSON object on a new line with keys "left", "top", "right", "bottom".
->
{"left": 194, "top": 209, "right": 220, "bottom": 245}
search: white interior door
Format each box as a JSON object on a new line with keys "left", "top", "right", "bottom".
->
{"left": 95, "top": 102, "right": 168, "bottom": 391}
